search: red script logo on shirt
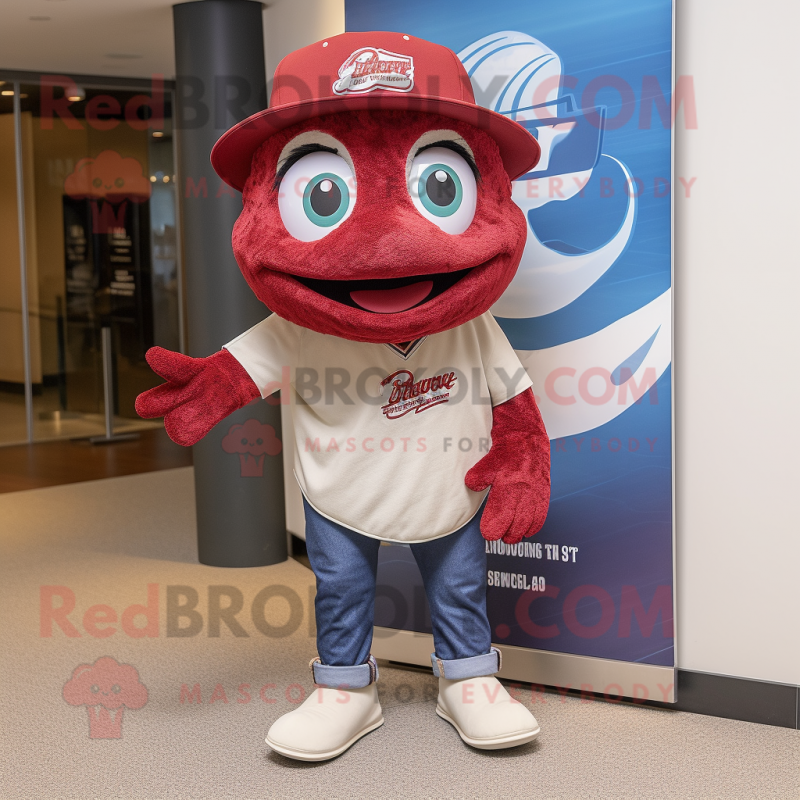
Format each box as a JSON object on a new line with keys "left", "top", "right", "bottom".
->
{"left": 380, "top": 369, "right": 457, "bottom": 419}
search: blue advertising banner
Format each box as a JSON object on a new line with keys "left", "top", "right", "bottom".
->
{"left": 347, "top": 0, "right": 675, "bottom": 671}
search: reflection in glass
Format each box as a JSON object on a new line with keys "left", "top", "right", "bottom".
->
{"left": 10, "top": 80, "right": 180, "bottom": 441}
{"left": 0, "top": 90, "right": 28, "bottom": 443}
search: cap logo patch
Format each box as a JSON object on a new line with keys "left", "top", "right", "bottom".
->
{"left": 333, "top": 47, "right": 414, "bottom": 95}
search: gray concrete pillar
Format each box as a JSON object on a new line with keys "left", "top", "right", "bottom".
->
{"left": 173, "top": 0, "right": 286, "bottom": 567}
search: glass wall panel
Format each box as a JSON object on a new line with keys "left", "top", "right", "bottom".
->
{"left": 14, "top": 79, "right": 179, "bottom": 440}
{"left": 0, "top": 86, "right": 28, "bottom": 444}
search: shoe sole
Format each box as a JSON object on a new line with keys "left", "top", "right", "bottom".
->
{"left": 436, "top": 705, "right": 540, "bottom": 750}
{"left": 266, "top": 716, "right": 384, "bottom": 762}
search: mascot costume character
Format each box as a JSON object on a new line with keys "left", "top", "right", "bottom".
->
{"left": 137, "top": 32, "right": 551, "bottom": 761}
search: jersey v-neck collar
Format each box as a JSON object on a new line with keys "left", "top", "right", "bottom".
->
{"left": 383, "top": 337, "right": 427, "bottom": 360}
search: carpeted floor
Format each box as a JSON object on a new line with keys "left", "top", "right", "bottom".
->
{"left": 1, "top": 468, "right": 797, "bottom": 800}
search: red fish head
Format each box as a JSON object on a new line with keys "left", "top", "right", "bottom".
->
{"left": 232, "top": 109, "right": 528, "bottom": 343}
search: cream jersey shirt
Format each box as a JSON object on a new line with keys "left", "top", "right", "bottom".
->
{"left": 224, "top": 312, "right": 532, "bottom": 543}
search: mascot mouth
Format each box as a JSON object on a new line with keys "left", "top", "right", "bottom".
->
{"left": 295, "top": 269, "right": 472, "bottom": 314}
{"left": 259, "top": 252, "right": 518, "bottom": 344}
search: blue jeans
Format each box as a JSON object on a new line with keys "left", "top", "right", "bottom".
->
{"left": 303, "top": 499, "right": 500, "bottom": 687}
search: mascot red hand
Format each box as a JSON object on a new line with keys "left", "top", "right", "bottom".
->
{"left": 135, "top": 347, "right": 258, "bottom": 446}
{"left": 138, "top": 32, "right": 551, "bottom": 761}
{"left": 465, "top": 389, "right": 550, "bottom": 543}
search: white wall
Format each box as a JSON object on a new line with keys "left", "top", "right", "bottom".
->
{"left": 674, "top": 0, "right": 800, "bottom": 685}
{"left": 263, "top": 0, "right": 345, "bottom": 88}
{"left": 265, "top": 0, "right": 799, "bottom": 686}
{"left": 0, "top": 0, "right": 175, "bottom": 78}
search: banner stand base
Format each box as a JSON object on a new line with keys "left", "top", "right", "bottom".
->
{"left": 373, "top": 626, "right": 676, "bottom": 704}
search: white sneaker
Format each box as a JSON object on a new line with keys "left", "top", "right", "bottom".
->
{"left": 266, "top": 684, "right": 384, "bottom": 761}
{"left": 436, "top": 675, "right": 540, "bottom": 750}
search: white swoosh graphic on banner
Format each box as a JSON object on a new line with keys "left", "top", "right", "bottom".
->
{"left": 518, "top": 289, "right": 672, "bottom": 440}
{"left": 494, "top": 155, "right": 637, "bottom": 319}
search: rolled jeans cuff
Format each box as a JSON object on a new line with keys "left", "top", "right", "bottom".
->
{"left": 431, "top": 647, "right": 502, "bottom": 680}
{"left": 310, "top": 655, "right": 379, "bottom": 689}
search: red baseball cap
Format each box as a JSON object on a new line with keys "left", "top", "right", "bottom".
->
{"left": 211, "top": 31, "right": 541, "bottom": 191}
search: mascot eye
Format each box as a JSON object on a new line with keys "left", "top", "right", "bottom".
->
{"left": 304, "top": 174, "right": 349, "bottom": 226}
{"left": 407, "top": 146, "right": 476, "bottom": 234}
{"left": 277, "top": 151, "right": 355, "bottom": 242}
{"left": 419, "top": 166, "right": 461, "bottom": 215}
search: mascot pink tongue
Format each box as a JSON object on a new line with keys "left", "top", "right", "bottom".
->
{"left": 136, "top": 31, "right": 551, "bottom": 762}
{"left": 350, "top": 281, "right": 433, "bottom": 313}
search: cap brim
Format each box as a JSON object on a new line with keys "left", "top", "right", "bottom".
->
{"left": 211, "top": 94, "right": 541, "bottom": 191}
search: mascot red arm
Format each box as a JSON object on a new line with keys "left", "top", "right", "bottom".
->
{"left": 137, "top": 32, "right": 550, "bottom": 760}
{"left": 138, "top": 344, "right": 548, "bottom": 545}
